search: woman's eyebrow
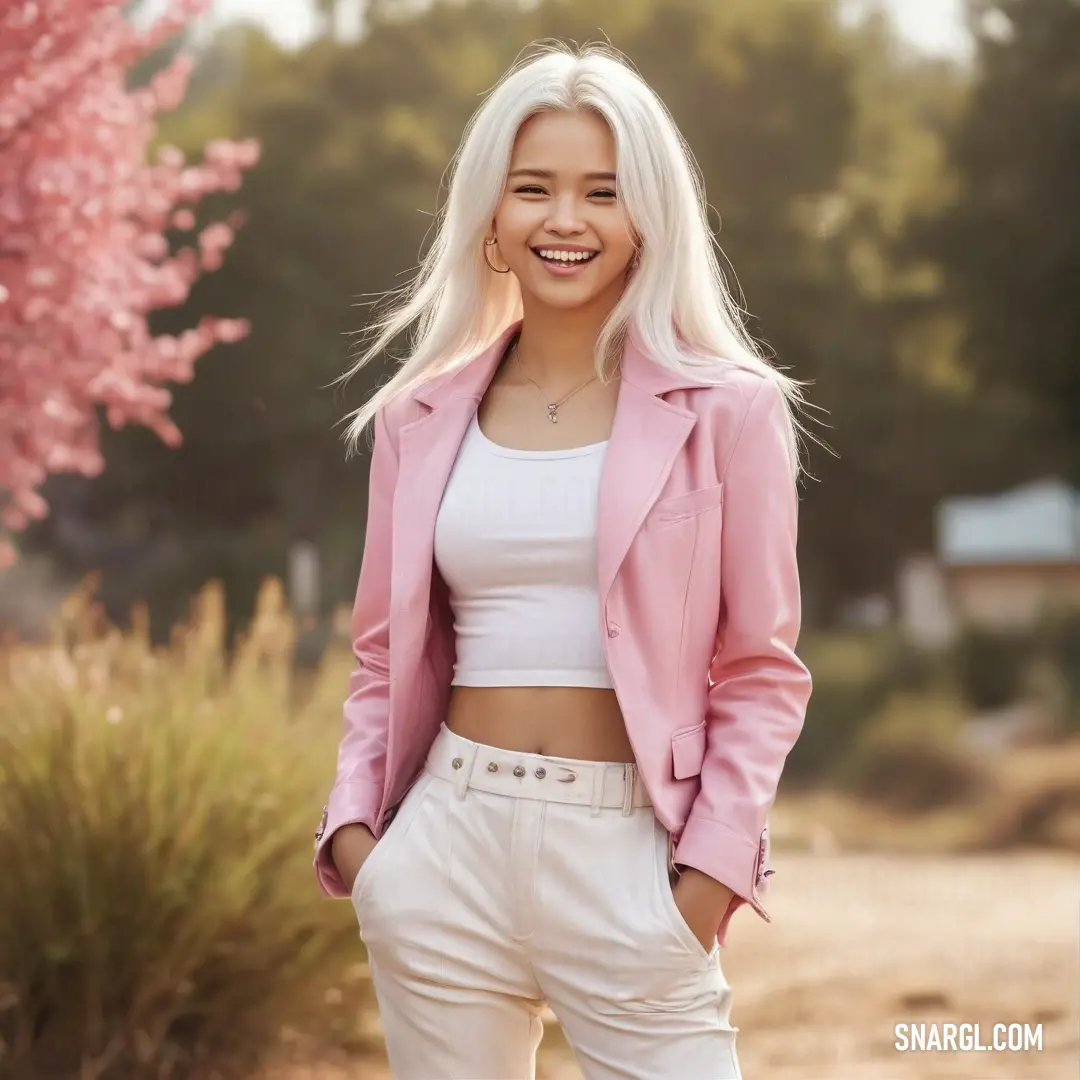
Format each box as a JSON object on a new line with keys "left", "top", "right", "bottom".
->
{"left": 508, "top": 168, "right": 618, "bottom": 181}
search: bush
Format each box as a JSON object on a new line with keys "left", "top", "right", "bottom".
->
{"left": 1036, "top": 612, "right": 1080, "bottom": 732}
{"left": 0, "top": 578, "right": 357, "bottom": 1080}
{"left": 842, "top": 693, "right": 991, "bottom": 814}
{"left": 880, "top": 639, "right": 953, "bottom": 696}
{"left": 952, "top": 626, "right": 1032, "bottom": 712}
{"left": 784, "top": 675, "right": 889, "bottom": 786}
{"left": 783, "top": 629, "right": 945, "bottom": 787}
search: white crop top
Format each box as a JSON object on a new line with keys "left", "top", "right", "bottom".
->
{"left": 432, "top": 412, "right": 614, "bottom": 688}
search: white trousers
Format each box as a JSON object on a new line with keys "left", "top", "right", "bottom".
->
{"left": 351, "top": 725, "right": 742, "bottom": 1080}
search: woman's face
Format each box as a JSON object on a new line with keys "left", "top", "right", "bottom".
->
{"left": 490, "top": 109, "right": 638, "bottom": 314}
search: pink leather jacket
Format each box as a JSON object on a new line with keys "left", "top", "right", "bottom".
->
{"left": 314, "top": 321, "right": 812, "bottom": 944}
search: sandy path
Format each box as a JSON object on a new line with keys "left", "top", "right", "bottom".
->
{"left": 701, "top": 851, "right": 1078, "bottom": 1079}
{"left": 274, "top": 851, "right": 1080, "bottom": 1079}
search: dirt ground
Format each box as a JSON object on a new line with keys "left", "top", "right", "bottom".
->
{"left": 273, "top": 851, "right": 1079, "bottom": 1080}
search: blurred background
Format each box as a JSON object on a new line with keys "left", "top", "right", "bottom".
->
{"left": 1, "top": 1, "right": 1077, "bottom": 1078}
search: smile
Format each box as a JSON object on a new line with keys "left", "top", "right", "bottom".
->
{"left": 534, "top": 248, "right": 598, "bottom": 263}
{"left": 531, "top": 248, "right": 599, "bottom": 276}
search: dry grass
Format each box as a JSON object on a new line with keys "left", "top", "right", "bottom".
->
{"left": 0, "top": 578, "right": 360, "bottom": 1080}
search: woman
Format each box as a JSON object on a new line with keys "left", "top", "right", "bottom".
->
{"left": 314, "top": 42, "right": 812, "bottom": 1080}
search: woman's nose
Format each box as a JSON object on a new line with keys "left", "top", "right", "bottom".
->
{"left": 545, "top": 196, "right": 587, "bottom": 235}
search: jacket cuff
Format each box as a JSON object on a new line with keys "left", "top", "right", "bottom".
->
{"left": 313, "top": 781, "right": 382, "bottom": 897}
{"left": 673, "top": 814, "right": 773, "bottom": 944}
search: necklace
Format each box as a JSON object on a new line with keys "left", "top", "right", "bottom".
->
{"left": 512, "top": 340, "right": 598, "bottom": 424}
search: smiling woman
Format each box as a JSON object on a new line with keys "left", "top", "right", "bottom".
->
{"left": 491, "top": 114, "right": 634, "bottom": 306}
{"left": 318, "top": 40, "right": 813, "bottom": 1080}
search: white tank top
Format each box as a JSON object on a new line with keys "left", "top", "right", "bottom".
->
{"left": 433, "top": 412, "right": 614, "bottom": 688}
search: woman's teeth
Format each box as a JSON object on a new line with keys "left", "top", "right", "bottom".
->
{"left": 536, "top": 249, "right": 597, "bottom": 263}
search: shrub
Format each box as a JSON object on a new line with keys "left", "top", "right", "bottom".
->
{"left": 880, "top": 639, "right": 953, "bottom": 696}
{"left": 843, "top": 693, "right": 992, "bottom": 814}
{"left": 783, "top": 675, "right": 889, "bottom": 786}
{"left": 1036, "top": 612, "right": 1080, "bottom": 732}
{"left": 783, "top": 629, "right": 907, "bottom": 787}
{"left": 952, "top": 626, "right": 1032, "bottom": 712}
{"left": 0, "top": 578, "right": 358, "bottom": 1080}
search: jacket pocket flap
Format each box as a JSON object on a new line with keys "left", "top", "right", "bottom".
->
{"left": 652, "top": 484, "right": 724, "bottom": 524}
{"left": 671, "top": 721, "right": 707, "bottom": 780}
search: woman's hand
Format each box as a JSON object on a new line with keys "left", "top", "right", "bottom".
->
{"left": 671, "top": 866, "right": 735, "bottom": 952}
{"left": 331, "top": 823, "right": 379, "bottom": 893}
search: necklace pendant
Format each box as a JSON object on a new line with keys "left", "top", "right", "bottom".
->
{"left": 547, "top": 404, "right": 559, "bottom": 423}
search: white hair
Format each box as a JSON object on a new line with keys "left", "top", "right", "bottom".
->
{"left": 335, "top": 40, "right": 807, "bottom": 472}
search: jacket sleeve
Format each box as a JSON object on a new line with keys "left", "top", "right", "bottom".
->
{"left": 313, "top": 404, "right": 400, "bottom": 897}
{"left": 672, "top": 375, "right": 812, "bottom": 942}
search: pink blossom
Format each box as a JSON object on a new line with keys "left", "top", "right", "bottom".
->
{"left": 0, "top": 0, "right": 260, "bottom": 565}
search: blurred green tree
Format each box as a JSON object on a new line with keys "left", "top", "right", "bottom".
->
{"left": 918, "top": 0, "right": 1080, "bottom": 483}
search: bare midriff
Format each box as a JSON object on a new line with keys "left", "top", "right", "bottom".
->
{"left": 445, "top": 686, "right": 635, "bottom": 763}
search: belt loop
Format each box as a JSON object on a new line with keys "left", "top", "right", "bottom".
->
{"left": 454, "top": 741, "right": 478, "bottom": 801}
{"left": 590, "top": 764, "right": 604, "bottom": 816}
{"left": 622, "top": 764, "right": 634, "bottom": 816}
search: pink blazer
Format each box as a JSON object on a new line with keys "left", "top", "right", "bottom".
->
{"left": 314, "top": 321, "right": 812, "bottom": 944}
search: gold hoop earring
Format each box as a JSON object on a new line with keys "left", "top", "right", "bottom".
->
{"left": 484, "top": 236, "right": 511, "bottom": 274}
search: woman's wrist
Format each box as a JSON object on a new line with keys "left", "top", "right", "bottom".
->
{"left": 676, "top": 865, "right": 735, "bottom": 907}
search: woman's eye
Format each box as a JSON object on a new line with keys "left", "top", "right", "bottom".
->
{"left": 512, "top": 185, "right": 616, "bottom": 199}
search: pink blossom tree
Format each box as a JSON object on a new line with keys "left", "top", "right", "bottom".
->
{"left": 0, "top": 0, "right": 259, "bottom": 566}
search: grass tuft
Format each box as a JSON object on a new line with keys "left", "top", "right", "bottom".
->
{"left": 0, "top": 578, "right": 358, "bottom": 1080}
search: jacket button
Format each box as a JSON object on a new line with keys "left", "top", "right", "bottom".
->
{"left": 607, "top": 622, "right": 620, "bottom": 638}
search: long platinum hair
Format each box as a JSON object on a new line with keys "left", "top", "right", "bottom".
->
{"left": 336, "top": 41, "right": 807, "bottom": 472}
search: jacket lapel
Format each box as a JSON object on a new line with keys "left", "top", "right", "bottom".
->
{"left": 391, "top": 398, "right": 474, "bottom": 634}
{"left": 388, "top": 325, "right": 519, "bottom": 684}
{"left": 596, "top": 336, "right": 701, "bottom": 602}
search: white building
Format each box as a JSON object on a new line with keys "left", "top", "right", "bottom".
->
{"left": 899, "top": 479, "right": 1080, "bottom": 645}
